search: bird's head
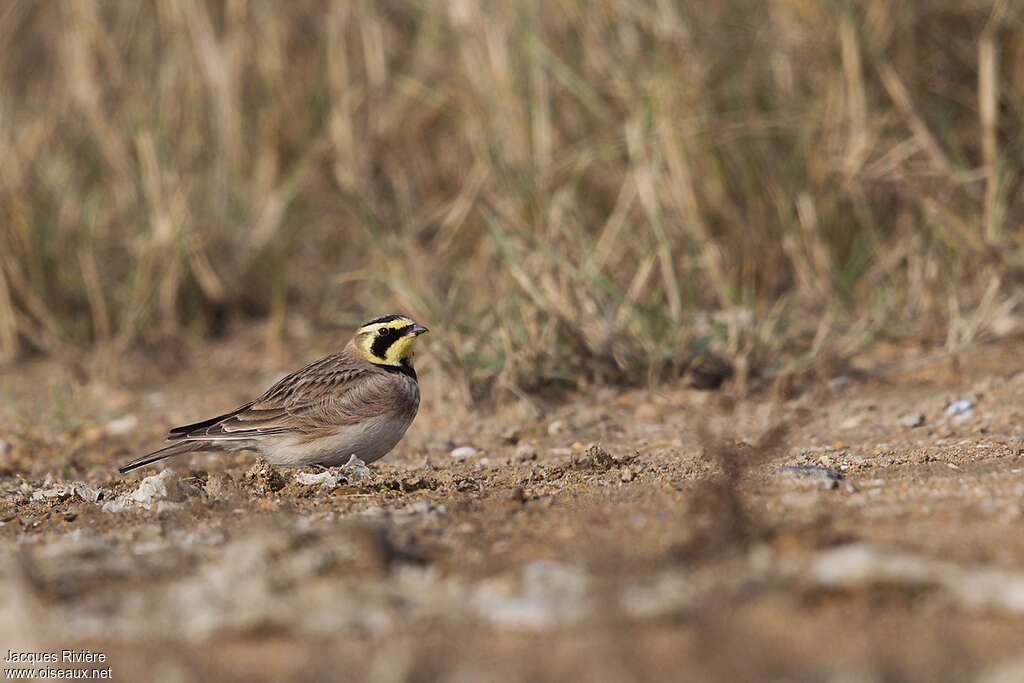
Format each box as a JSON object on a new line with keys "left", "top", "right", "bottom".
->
{"left": 353, "top": 314, "right": 428, "bottom": 367}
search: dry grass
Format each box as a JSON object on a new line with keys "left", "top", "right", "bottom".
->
{"left": 1, "top": 1, "right": 1022, "bottom": 395}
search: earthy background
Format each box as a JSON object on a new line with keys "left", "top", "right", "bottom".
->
{"left": 2, "top": 1, "right": 1024, "bottom": 681}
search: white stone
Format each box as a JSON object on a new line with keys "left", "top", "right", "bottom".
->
{"left": 102, "top": 470, "right": 195, "bottom": 513}
{"left": 105, "top": 415, "right": 139, "bottom": 436}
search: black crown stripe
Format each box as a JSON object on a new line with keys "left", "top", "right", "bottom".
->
{"left": 361, "top": 313, "right": 408, "bottom": 327}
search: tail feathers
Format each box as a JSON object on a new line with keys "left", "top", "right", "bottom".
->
{"left": 118, "top": 441, "right": 208, "bottom": 474}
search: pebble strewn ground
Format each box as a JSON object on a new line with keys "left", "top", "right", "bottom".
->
{"left": 3, "top": 336, "right": 1024, "bottom": 681}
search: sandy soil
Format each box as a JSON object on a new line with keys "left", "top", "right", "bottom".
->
{"left": 3, "top": 332, "right": 1024, "bottom": 682}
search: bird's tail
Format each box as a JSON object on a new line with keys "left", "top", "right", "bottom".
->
{"left": 118, "top": 441, "right": 208, "bottom": 474}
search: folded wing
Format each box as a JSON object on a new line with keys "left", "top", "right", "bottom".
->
{"left": 166, "top": 354, "right": 379, "bottom": 441}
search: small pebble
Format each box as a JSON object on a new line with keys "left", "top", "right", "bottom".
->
{"left": 500, "top": 427, "right": 521, "bottom": 444}
{"left": 547, "top": 420, "right": 565, "bottom": 435}
{"left": 410, "top": 501, "right": 433, "bottom": 515}
{"left": 294, "top": 470, "right": 342, "bottom": 488}
{"left": 515, "top": 443, "right": 538, "bottom": 462}
{"left": 508, "top": 486, "right": 526, "bottom": 503}
{"left": 898, "top": 412, "right": 926, "bottom": 428}
{"left": 105, "top": 415, "right": 138, "bottom": 436}
{"left": 450, "top": 446, "right": 478, "bottom": 459}
{"left": 945, "top": 399, "right": 973, "bottom": 417}
{"left": 779, "top": 465, "right": 845, "bottom": 482}
{"left": 620, "top": 467, "right": 634, "bottom": 482}
{"left": 840, "top": 415, "right": 862, "bottom": 430}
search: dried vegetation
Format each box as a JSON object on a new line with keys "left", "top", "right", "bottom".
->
{"left": 1, "top": 2, "right": 1022, "bottom": 395}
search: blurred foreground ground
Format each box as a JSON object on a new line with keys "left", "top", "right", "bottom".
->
{"left": 3, "top": 331, "right": 1024, "bottom": 682}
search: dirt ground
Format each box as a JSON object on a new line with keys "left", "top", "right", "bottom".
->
{"left": 3, "top": 330, "right": 1024, "bottom": 682}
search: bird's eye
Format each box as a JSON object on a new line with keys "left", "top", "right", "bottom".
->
{"left": 378, "top": 327, "right": 393, "bottom": 337}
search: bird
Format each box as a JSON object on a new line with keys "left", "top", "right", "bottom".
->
{"left": 118, "top": 314, "right": 428, "bottom": 474}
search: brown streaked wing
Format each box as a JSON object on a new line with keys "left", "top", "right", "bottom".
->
{"left": 254, "top": 353, "right": 370, "bottom": 405}
{"left": 283, "top": 370, "right": 419, "bottom": 435}
{"left": 170, "top": 350, "right": 383, "bottom": 441}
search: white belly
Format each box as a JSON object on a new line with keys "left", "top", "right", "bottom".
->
{"left": 257, "top": 414, "right": 416, "bottom": 467}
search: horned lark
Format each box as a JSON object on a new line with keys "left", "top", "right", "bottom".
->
{"left": 118, "top": 314, "right": 428, "bottom": 474}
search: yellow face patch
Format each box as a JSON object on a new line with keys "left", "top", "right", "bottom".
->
{"left": 354, "top": 315, "right": 428, "bottom": 366}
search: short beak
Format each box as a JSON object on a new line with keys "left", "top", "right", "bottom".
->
{"left": 408, "top": 324, "right": 429, "bottom": 336}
